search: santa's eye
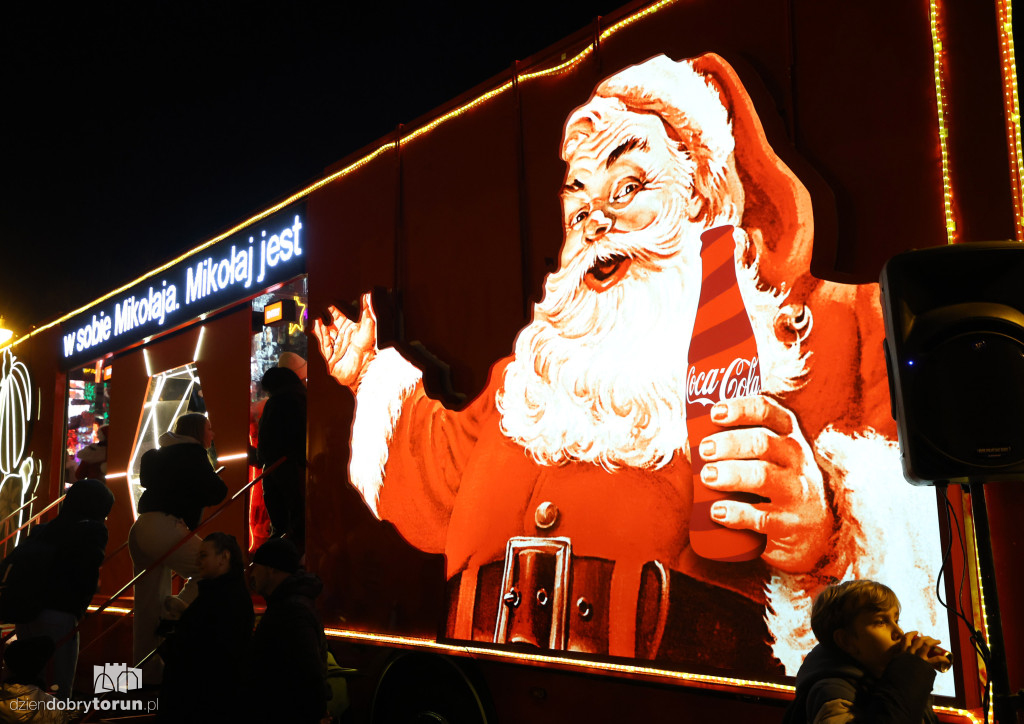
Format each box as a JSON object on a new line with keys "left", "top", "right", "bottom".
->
{"left": 570, "top": 208, "right": 589, "bottom": 226}
{"left": 612, "top": 178, "right": 644, "bottom": 203}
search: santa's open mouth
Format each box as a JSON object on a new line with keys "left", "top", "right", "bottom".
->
{"left": 584, "top": 254, "right": 632, "bottom": 292}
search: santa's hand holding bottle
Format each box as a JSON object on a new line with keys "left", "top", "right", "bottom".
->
{"left": 686, "top": 226, "right": 833, "bottom": 574}
{"left": 695, "top": 394, "right": 833, "bottom": 573}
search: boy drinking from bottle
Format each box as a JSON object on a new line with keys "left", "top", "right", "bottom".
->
{"left": 784, "top": 580, "right": 951, "bottom": 723}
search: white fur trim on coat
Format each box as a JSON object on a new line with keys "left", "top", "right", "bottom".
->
{"left": 766, "top": 428, "right": 947, "bottom": 681}
{"left": 349, "top": 348, "right": 422, "bottom": 518}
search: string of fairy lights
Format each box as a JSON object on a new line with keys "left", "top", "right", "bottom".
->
{"left": 996, "top": 0, "right": 1023, "bottom": 240}
{"left": 929, "top": 0, "right": 957, "bottom": 243}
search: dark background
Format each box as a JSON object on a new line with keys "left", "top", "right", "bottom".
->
{"left": 0, "top": 1, "right": 625, "bottom": 336}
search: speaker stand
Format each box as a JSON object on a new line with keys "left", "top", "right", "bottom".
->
{"left": 968, "top": 481, "right": 1020, "bottom": 723}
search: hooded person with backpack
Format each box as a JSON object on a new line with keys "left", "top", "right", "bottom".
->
{"left": 1, "top": 478, "right": 115, "bottom": 698}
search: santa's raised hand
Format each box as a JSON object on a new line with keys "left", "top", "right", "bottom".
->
{"left": 313, "top": 293, "right": 378, "bottom": 393}
{"left": 696, "top": 395, "right": 833, "bottom": 574}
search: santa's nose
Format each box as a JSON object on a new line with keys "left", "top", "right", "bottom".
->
{"left": 585, "top": 207, "right": 613, "bottom": 241}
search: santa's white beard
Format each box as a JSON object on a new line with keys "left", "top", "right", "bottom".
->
{"left": 498, "top": 208, "right": 704, "bottom": 470}
{"left": 498, "top": 225, "right": 808, "bottom": 471}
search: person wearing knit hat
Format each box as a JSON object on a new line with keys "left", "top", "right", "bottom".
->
{"left": 244, "top": 539, "right": 329, "bottom": 723}
{"left": 251, "top": 538, "right": 300, "bottom": 576}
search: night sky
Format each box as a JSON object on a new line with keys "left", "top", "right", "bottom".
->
{"left": 0, "top": 1, "right": 625, "bottom": 337}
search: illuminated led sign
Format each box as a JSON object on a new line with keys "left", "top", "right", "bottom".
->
{"left": 262, "top": 299, "right": 297, "bottom": 327}
{"left": 59, "top": 209, "right": 305, "bottom": 369}
{"left": 264, "top": 302, "right": 284, "bottom": 325}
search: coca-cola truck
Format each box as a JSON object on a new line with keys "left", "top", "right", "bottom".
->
{"left": 2, "top": 0, "right": 1021, "bottom": 720}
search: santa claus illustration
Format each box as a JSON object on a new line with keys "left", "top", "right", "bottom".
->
{"left": 314, "top": 53, "right": 944, "bottom": 677}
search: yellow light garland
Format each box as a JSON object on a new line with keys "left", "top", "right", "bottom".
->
{"left": 319, "top": 627, "right": 981, "bottom": 720}
{"left": 996, "top": 0, "right": 1023, "bottom": 239}
{"left": 930, "top": 0, "right": 957, "bottom": 243}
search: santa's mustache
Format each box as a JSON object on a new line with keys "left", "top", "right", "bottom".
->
{"left": 539, "top": 211, "right": 697, "bottom": 331}
{"left": 572, "top": 218, "right": 689, "bottom": 282}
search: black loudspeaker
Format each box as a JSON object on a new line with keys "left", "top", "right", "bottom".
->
{"left": 880, "top": 241, "right": 1024, "bottom": 485}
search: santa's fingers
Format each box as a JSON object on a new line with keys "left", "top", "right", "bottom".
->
{"left": 328, "top": 304, "right": 347, "bottom": 324}
{"left": 702, "top": 459, "right": 824, "bottom": 513}
{"left": 359, "top": 293, "right": 378, "bottom": 324}
{"left": 354, "top": 299, "right": 378, "bottom": 346}
{"left": 700, "top": 460, "right": 775, "bottom": 494}
{"left": 709, "top": 501, "right": 772, "bottom": 534}
{"left": 709, "top": 396, "right": 795, "bottom": 436}
{"left": 699, "top": 427, "right": 809, "bottom": 473}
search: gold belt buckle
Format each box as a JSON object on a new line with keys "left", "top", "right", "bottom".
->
{"left": 493, "top": 536, "right": 572, "bottom": 649}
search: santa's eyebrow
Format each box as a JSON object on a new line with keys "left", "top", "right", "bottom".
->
{"left": 560, "top": 178, "right": 586, "bottom": 196}
{"left": 606, "top": 136, "right": 647, "bottom": 168}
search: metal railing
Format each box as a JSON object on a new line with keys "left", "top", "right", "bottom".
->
{"left": 74, "top": 458, "right": 285, "bottom": 722}
{"left": 0, "top": 494, "right": 50, "bottom": 553}
{"left": 76, "top": 457, "right": 284, "bottom": 658}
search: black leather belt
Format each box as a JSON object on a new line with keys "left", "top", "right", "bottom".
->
{"left": 445, "top": 536, "right": 783, "bottom": 674}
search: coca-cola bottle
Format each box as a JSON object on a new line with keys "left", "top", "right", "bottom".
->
{"left": 686, "top": 225, "right": 767, "bottom": 562}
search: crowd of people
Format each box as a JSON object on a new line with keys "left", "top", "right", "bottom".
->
{"left": 2, "top": 522, "right": 336, "bottom": 723}
{"left": 1, "top": 353, "right": 339, "bottom": 722}
{"left": 156, "top": 535, "right": 333, "bottom": 723}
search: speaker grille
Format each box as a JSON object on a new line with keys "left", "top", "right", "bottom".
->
{"left": 912, "top": 331, "right": 1024, "bottom": 468}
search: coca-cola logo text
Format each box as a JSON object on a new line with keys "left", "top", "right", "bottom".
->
{"left": 686, "top": 356, "right": 761, "bottom": 408}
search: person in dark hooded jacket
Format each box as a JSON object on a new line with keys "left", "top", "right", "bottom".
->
{"left": 13, "top": 478, "right": 114, "bottom": 698}
{"left": 257, "top": 366, "right": 307, "bottom": 545}
{"left": 245, "top": 539, "right": 329, "bottom": 723}
{"left": 783, "top": 580, "right": 946, "bottom": 724}
{"left": 156, "top": 532, "right": 254, "bottom": 723}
